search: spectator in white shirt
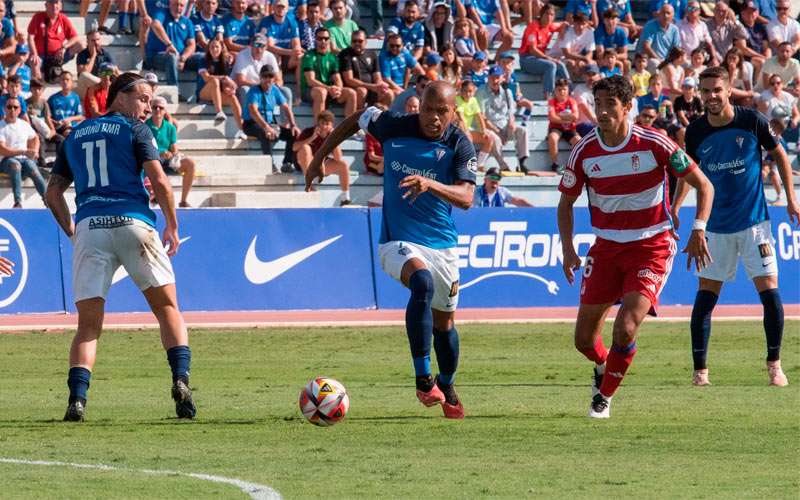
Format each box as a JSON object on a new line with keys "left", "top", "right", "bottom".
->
{"left": 231, "top": 34, "right": 291, "bottom": 104}
{"left": 678, "top": 1, "right": 716, "bottom": 61}
{"left": 0, "top": 99, "right": 44, "bottom": 208}
{"left": 767, "top": 1, "right": 800, "bottom": 53}
{"left": 757, "top": 73, "right": 800, "bottom": 128}
{"left": 760, "top": 41, "right": 800, "bottom": 95}
{"left": 573, "top": 63, "right": 601, "bottom": 136}
{"left": 559, "top": 13, "right": 596, "bottom": 77}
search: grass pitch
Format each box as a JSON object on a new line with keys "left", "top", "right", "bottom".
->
{"left": 0, "top": 321, "right": 798, "bottom": 499}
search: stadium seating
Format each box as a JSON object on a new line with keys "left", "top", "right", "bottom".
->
{"left": 1, "top": 0, "right": 798, "bottom": 208}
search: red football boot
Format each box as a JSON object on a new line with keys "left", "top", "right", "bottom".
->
{"left": 416, "top": 384, "right": 446, "bottom": 407}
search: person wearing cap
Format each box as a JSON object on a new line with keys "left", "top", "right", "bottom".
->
{"left": 423, "top": 51, "right": 443, "bottom": 80}
{"left": 242, "top": 65, "right": 300, "bottom": 174}
{"left": 477, "top": 66, "right": 530, "bottom": 173}
{"left": 678, "top": 1, "right": 715, "bottom": 57}
{"left": 146, "top": 95, "right": 197, "bottom": 207}
{"left": 389, "top": 74, "right": 429, "bottom": 113}
{"left": 259, "top": 0, "right": 304, "bottom": 81}
{"left": 300, "top": 26, "right": 358, "bottom": 118}
{"left": 671, "top": 75, "right": 703, "bottom": 147}
{"left": 423, "top": 1, "right": 454, "bottom": 54}
{"left": 84, "top": 63, "right": 116, "bottom": 118}
{"left": 8, "top": 44, "right": 33, "bottom": 99}
{"left": 26, "top": 0, "right": 85, "bottom": 82}
{"left": 222, "top": 0, "right": 257, "bottom": 53}
{"left": 324, "top": 0, "right": 359, "bottom": 53}
{"left": 0, "top": 1, "right": 16, "bottom": 66}
{"left": 519, "top": 4, "right": 570, "bottom": 99}
{"left": 473, "top": 167, "right": 533, "bottom": 207}
{"left": 231, "top": 33, "right": 288, "bottom": 104}
{"left": 572, "top": 63, "right": 601, "bottom": 136}
{"left": 47, "top": 71, "right": 83, "bottom": 137}
{"left": 76, "top": 30, "right": 118, "bottom": 99}
{"left": 737, "top": 0, "right": 771, "bottom": 80}
{"left": 0, "top": 89, "right": 45, "bottom": 208}
{"left": 465, "top": 0, "right": 514, "bottom": 55}
{"left": 143, "top": 0, "right": 197, "bottom": 87}
{"left": 593, "top": 8, "right": 629, "bottom": 74}
{"left": 766, "top": 0, "right": 800, "bottom": 53}
{"left": 496, "top": 50, "right": 533, "bottom": 122}
{"left": 380, "top": 32, "right": 425, "bottom": 95}
{"left": 468, "top": 51, "right": 490, "bottom": 86}
{"left": 559, "top": 13, "right": 596, "bottom": 77}
{"left": 339, "top": 28, "right": 393, "bottom": 108}
{"left": 387, "top": 1, "right": 426, "bottom": 61}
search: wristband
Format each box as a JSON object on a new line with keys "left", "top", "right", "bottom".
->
{"left": 692, "top": 219, "right": 707, "bottom": 231}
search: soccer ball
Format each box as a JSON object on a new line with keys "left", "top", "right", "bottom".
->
{"left": 299, "top": 377, "right": 350, "bottom": 426}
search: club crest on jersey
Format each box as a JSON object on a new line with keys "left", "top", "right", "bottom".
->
{"left": 631, "top": 154, "right": 640, "bottom": 171}
{"left": 736, "top": 136, "right": 744, "bottom": 149}
{"left": 435, "top": 148, "right": 446, "bottom": 161}
{"left": 467, "top": 157, "right": 478, "bottom": 174}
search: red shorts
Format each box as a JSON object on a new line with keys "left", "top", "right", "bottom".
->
{"left": 579, "top": 232, "right": 677, "bottom": 313}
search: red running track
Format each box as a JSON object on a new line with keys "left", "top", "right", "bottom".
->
{"left": 2, "top": 305, "right": 798, "bottom": 331}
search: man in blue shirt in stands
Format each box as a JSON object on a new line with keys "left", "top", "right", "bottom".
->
{"left": 380, "top": 33, "right": 424, "bottom": 96}
{"left": 144, "top": 0, "right": 196, "bottom": 86}
{"left": 259, "top": 0, "right": 304, "bottom": 83}
{"left": 223, "top": 0, "right": 257, "bottom": 53}
{"left": 386, "top": 1, "right": 426, "bottom": 61}
{"left": 637, "top": 3, "right": 680, "bottom": 72}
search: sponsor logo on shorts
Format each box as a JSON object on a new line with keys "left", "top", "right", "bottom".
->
{"left": 637, "top": 268, "right": 663, "bottom": 284}
{"left": 0, "top": 217, "right": 28, "bottom": 308}
{"left": 448, "top": 280, "right": 459, "bottom": 298}
{"left": 758, "top": 243, "right": 773, "bottom": 258}
{"left": 88, "top": 215, "right": 136, "bottom": 229}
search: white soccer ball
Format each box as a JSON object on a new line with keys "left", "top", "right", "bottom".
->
{"left": 298, "top": 377, "right": 350, "bottom": 426}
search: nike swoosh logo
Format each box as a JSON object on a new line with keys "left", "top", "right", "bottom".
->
{"left": 244, "top": 235, "right": 342, "bottom": 285}
{"left": 391, "top": 142, "right": 405, "bottom": 148}
{"left": 111, "top": 236, "right": 192, "bottom": 285}
{"left": 701, "top": 146, "right": 712, "bottom": 154}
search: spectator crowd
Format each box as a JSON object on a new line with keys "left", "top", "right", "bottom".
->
{"left": 1, "top": 0, "right": 799, "bottom": 206}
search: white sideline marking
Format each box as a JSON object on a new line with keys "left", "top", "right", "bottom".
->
{"left": 0, "top": 458, "right": 282, "bottom": 500}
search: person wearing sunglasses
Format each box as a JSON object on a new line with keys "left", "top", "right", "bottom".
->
{"left": 379, "top": 32, "right": 424, "bottom": 96}
{"left": 300, "top": 26, "right": 358, "bottom": 119}
{"left": 757, "top": 73, "right": 800, "bottom": 129}
{"left": 146, "top": 95, "right": 197, "bottom": 208}
{"left": 760, "top": 41, "right": 800, "bottom": 96}
{"left": 0, "top": 96, "right": 46, "bottom": 208}
{"left": 766, "top": 1, "right": 799, "bottom": 54}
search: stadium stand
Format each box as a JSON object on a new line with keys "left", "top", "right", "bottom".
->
{"left": 1, "top": 0, "right": 798, "bottom": 208}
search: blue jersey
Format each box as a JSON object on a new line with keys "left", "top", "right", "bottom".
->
{"left": 146, "top": 15, "right": 195, "bottom": 57}
{"left": 52, "top": 112, "right": 161, "bottom": 227}
{"left": 222, "top": 13, "right": 256, "bottom": 46}
{"left": 242, "top": 84, "right": 286, "bottom": 122}
{"left": 191, "top": 12, "right": 225, "bottom": 42}
{"left": 0, "top": 17, "right": 13, "bottom": 43}
{"left": 464, "top": 0, "right": 500, "bottom": 25}
{"left": 597, "top": 0, "right": 631, "bottom": 18}
{"left": 15, "top": 65, "right": 31, "bottom": 95}
{"left": 637, "top": 93, "right": 668, "bottom": 112}
{"left": 359, "top": 107, "right": 477, "bottom": 249}
{"left": 564, "top": 0, "right": 594, "bottom": 18}
{"left": 145, "top": 0, "right": 169, "bottom": 22}
{"left": 594, "top": 25, "right": 628, "bottom": 49}
{"left": 685, "top": 107, "right": 779, "bottom": 234}
{"left": 47, "top": 91, "right": 82, "bottom": 122}
{"left": 469, "top": 69, "right": 488, "bottom": 87}
{"left": 379, "top": 49, "right": 418, "bottom": 85}
{"left": 386, "top": 18, "right": 425, "bottom": 53}
{"left": 258, "top": 15, "right": 299, "bottom": 49}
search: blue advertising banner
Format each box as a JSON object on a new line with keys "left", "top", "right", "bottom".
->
{"left": 0, "top": 212, "right": 66, "bottom": 314}
{"left": 371, "top": 207, "right": 800, "bottom": 309}
{"left": 58, "top": 209, "right": 377, "bottom": 312}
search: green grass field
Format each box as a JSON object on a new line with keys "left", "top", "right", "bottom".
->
{"left": 1, "top": 321, "right": 798, "bottom": 499}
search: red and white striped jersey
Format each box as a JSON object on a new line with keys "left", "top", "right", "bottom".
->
{"left": 558, "top": 124, "right": 697, "bottom": 243}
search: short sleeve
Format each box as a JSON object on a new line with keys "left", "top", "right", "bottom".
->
{"left": 290, "top": 18, "right": 300, "bottom": 38}
{"left": 754, "top": 110, "right": 780, "bottom": 152}
{"left": 301, "top": 52, "right": 314, "bottom": 72}
{"left": 245, "top": 87, "right": 260, "bottom": 108}
{"left": 559, "top": 140, "right": 588, "bottom": 196}
{"left": 403, "top": 50, "right": 417, "bottom": 68}
{"left": 51, "top": 140, "right": 74, "bottom": 182}
{"left": 273, "top": 86, "right": 287, "bottom": 106}
{"left": 132, "top": 121, "right": 161, "bottom": 165}
{"left": 379, "top": 53, "right": 391, "bottom": 77}
{"left": 451, "top": 134, "right": 477, "bottom": 184}
{"left": 654, "top": 134, "right": 696, "bottom": 178}
{"left": 185, "top": 19, "right": 196, "bottom": 42}
{"left": 76, "top": 50, "right": 89, "bottom": 66}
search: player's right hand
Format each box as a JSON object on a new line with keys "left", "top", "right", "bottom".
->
{"left": 562, "top": 248, "right": 581, "bottom": 285}
{"left": 163, "top": 226, "right": 180, "bottom": 257}
{"left": 304, "top": 156, "right": 325, "bottom": 192}
{"left": 0, "top": 256, "right": 14, "bottom": 277}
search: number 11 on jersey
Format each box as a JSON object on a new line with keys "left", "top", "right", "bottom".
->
{"left": 82, "top": 139, "right": 109, "bottom": 188}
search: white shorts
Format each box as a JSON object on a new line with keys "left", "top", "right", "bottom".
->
{"left": 697, "top": 221, "right": 778, "bottom": 282}
{"left": 72, "top": 216, "right": 175, "bottom": 302}
{"left": 485, "top": 23, "right": 503, "bottom": 43}
{"left": 378, "top": 241, "right": 460, "bottom": 312}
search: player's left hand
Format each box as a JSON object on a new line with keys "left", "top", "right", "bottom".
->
{"left": 399, "top": 175, "right": 431, "bottom": 203}
{"left": 683, "top": 229, "right": 712, "bottom": 272}
{"left": 787, "top": 199, "right": 800, "bottom": 226}
{"left": 162, "top": 226, "right": 180, "bottom": 257}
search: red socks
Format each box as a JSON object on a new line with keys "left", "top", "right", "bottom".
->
{"left": 578, "top": 336, "right": 608, "bottom": 365}
{"left": 599, "top": 342, "right": 637, "bottom": 398}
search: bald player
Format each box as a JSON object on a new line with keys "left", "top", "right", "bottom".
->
{"left": 305, "top": 82, "right": 478, "bottom": 419}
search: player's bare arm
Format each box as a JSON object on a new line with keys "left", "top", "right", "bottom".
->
{"left": 304, "top": 109, "right": 365, "bottom": 191}
{"left": 677, "top": 168, "right": 714, "bottom": 272}
{"left": 398, "top": 176, "right": 474, "bottom": 209}
{"left": 45, "top": 173, "right": 76, "bottom": 238}
{"left": 143, "top": 159, "right": 181, "bottom": 256}
{"left": 768, "top": 142, "right": 800, "bottom": 225}
{"left": 557, "top": 193, "right": 581, "bottom": 284}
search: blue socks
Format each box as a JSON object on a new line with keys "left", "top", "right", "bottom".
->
{"left": 406, "top": 269, "right": 434, "bottom": 377}
{"left": 118, "top": 12, "right": 128, "bottom": 30}
{"left": 690, "top": 289, "right": 718, "bottom": 370}
{"left": 433, "top": 327, "right": 459, "bottom": 385}
{"left": 67, "top": 367, "right": 91, "bottom": 403}
{"left": 759, "top": 288, "right": 784, "bottom": 362}
{"left": 167, "top": 345, "right": 192, "bottom": 383}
